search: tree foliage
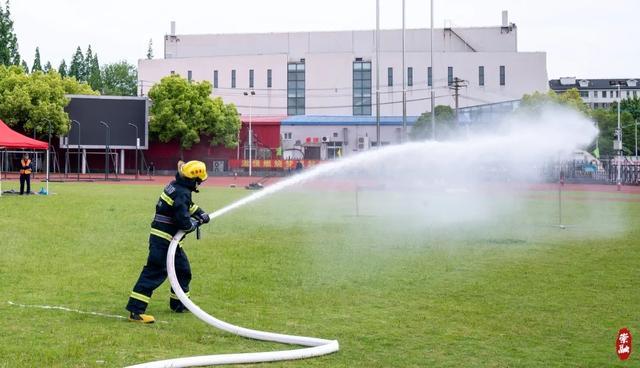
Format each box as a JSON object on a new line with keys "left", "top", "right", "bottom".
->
{"left": 101, "top": 61, "right": 137, "bottom": 96}
{"left": 148, "top": 74, "right": 240, "bottom": 149}
{"left": 0, "top": 1, "right": 20, "bottom": 66}
{"left": 591, "top": 109, "right": 635, "bottom": 157}
{"left": 87, "top": 52, "right": 102, "bottom": 91}
{"left": 410, "top": 105, "right": 456, "bottom": 140}
{"left": 519, "top": 88, "right": 589, "bottom": 115}
{"left": 611, "top": 96, "right": 640, "bottom": 121}
{"left": 146, "top": 39, "right": 153, "bottom": 59}
{"left": 68, "top": 46, "right": 84, "bottom": 81}
{"left": 0, "top": 65, "right": 97, "bottom": 138}
{"left": 31, "top": 47, "right": 42, "bottom": 72}
{"left": 57, "top": 59, "right": 67, "bottom": 77}
{"left": 43, "top": 61, "right": 52, "bottom": 73}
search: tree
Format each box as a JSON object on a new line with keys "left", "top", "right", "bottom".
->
{"left": 148, "top": 74, "right": 240, "bottom": 150}
{"left": 591, "top": 109, "right": 635, "bottom": 157}
{"left": 410, "top": 105, "right": 456, "bottom": 140}
{"left": 43, "top": 61, "right": 52, "bottom": 73}
{"left": 68, "top": 46, "right": 84, "bottom": 81}
{"left": 0, "top": 1, "right": 21, "bottom": 66}
{"left": 101, "top": 61, "right": 138, "bottom": 96}
{"left": 87, "top": 53, "right": 102, "bottom": 91}
{"left": 611, "top": 96, "right": 640, "bottom": 121}
{"left": 58, "top": 59, "right": 67, "bottom": 77}
{"left": 31, "top": 47, "right": 42, "bottom": 72}
{"left": 146, "top": 39, "right": 153, "bottom": 59}
{"left": 83, "top": 45, "right": 93, "bottom": 81}
{"left": 519, "top": 88, "right": 589, "bottom": 115}
{"left": 20, "top": 59, "right": 27, "bottom": 73}
{"left": 0, "top": 65, "right": 97, "bottom": 138}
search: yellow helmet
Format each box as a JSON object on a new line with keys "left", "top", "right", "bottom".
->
{"left": 179, "top": 160, "right": 208, "bottom": 182}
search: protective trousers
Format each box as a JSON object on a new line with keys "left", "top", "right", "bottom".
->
{"left": 19, "top": 174, "right": 30, "bottom": 195}
{"left": 126, "top": 236, "right": 192, "bottom": 314}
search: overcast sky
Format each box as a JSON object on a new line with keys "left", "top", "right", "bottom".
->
{"left": 11, "top": 0, "right": 640, "bottom": 79}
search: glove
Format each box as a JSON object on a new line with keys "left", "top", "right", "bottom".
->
{"left": 196, "top": 213, "right": 210, "bottom": 224}
{"left": 185, "top": 218, "right": 200, "bottom": 233}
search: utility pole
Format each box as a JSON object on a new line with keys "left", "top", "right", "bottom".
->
{"left": 375, "top": 0, "right": 380, "bottom": 148}
{"left": 430, "top": 0, "right": 435, "bottom": 140}
{"left": 616, "top": 82, "right": 622, "bottom": 190}
{"left": 449, "top": 77, "right": 467, "bottom": 119}
{"left": 401, "top": 0, "right": 406, "bottom": 142}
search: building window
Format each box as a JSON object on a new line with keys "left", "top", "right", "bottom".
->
{"left": 213, "top": 70, "right": 218, "bottom": 88}
{"left": 427, "top": 67, "right": 432, "bottom": 87}
{"left": 249, "top": 69, "right": 254, "bottom": 88}
{"left": 634, "top": 90, "right": 638, "bottom": 97}
{"left": 593, "top": 103, "right": 599, "bottom": 109}
{"left": 353, "top": 60, "right": 372, "bottom": 116}
{"left": 499, "top": 65, "right": 505, "bottom": 86}
{"left": 478, "top": 66, "right": 485, "bottom": 86}
{"left": 593, "top": 90, "right": 598, "bottom": 98}
{"left": 187, "top": 70, "right": 192, "bottom": 82}
{"left": 231, "top": 70, "right": 236, "bottom": 88}
{"left": 287, "top": 62, "right": 305, "bottom": 115}
{"left": 602, "top": 90, "right": 607, "bottom": 98}
{"left": 407, "top": 67, "right": 413, "bottom": 87}
{"left": 387, "top": 67, "right": 393, "bottom": 87}
{"left": 448, "top": 67, "right": 453, "bottom": 86}
{"left": 267, "top": 69, "right": 272, "bottom": 88}
{"left": 283, "top": 132, "right": 292, "bottom": 140}
{"left": 170, "top": 70, "right": 175, "bottom": 75}
{"left": 615, "top": 90, "right": 619, "bottom": 98}
{"left": 579, "top": 90, "right": 588, "bottom": 98}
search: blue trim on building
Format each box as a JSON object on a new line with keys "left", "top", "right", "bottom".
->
{"left": 282, "top": 115, "right": 419, "bottom": 126}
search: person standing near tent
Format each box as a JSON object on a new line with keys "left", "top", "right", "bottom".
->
{"left": 125, "top": 160, "right": 210, "bottom": 323}
{"left": 19, "top": 153, "right": 32, "bottom": 195}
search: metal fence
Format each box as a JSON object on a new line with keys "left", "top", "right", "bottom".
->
{"left": 544, "top": 158, "right": 640, "bottom": 185}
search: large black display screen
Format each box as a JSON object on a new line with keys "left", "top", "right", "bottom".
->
{"left": 64, "top": 95, "right": 148, "bottom": 149}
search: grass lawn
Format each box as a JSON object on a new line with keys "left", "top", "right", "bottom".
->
{"left": 0, "top": 180, "right": 638, "bottom": 367}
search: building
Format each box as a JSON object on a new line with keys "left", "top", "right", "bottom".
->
{"left": 139, "top": 12, "right": 548, "bottom": 117}
{"left": 280, "top": 115, "right": 418, "bottom": 160}
{"left": 549, "top": 77, "right": 640, "bottom": 109}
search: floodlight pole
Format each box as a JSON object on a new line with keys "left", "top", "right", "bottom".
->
{"left": 244, "top": 90, "right": 255, "bottom": 176}
{"left": 45, "top": 119, "right": 51, "bottom": 195}
{"left": 375, "top": 0, "right": 380, "bottom": 148}
{"left": 430, "top": 0, "right": 435, "bottom": 140}
{"left": 99, "top": 121, "right": 111, "bottom": 181}
{"left": 401, "top": 0, "right": 407, "bottom": 142}
{"left": 71, "top": 120, "right": 81, "bottom": 181}
{"left": 128, "top": 122, "right": 139, "bottom": 180}
{"left": 617, "top": 83, "right": 622, "bottom": 191}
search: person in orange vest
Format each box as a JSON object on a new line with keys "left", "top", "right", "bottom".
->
{"left": 19, "top": 153, "right": 33, "bottom": 195}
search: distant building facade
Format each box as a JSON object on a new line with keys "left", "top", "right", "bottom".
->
{"left": 139, "top": 12, "right": 547, "bottom": 117}
{"left": 549, "top": 77, "right": 640, "bottom": 109}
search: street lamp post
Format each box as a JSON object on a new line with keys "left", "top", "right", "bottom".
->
{"left": 243, "top": 90, "right": 255, "bottom": 176}
{"left": 71, "top": 120, "right": 81, "bottom": 181}
{"left": 128, "top": 122, "right": 139, "bottom": 180}
{"left": 617, "top": 83, "right": 622, "bottom": 190}
{"left": 99, "top": 121, "right": 111, "bottom": 181}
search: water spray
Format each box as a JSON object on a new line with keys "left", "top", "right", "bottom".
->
{"left": 129, "top": 107, "right": 597, "bottom": 367}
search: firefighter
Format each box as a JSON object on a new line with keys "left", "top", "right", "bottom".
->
{"left": 126, "top": 160, "right": 211, "bottom": 323}
{"left": 19, "top": 153, "right": 32, "bottom": 195}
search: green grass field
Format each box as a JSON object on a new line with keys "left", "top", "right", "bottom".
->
{"left": 0, "top": 181, "right": 638, "bottom": 367}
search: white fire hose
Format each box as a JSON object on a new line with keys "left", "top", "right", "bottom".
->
{"left": 126, "top": 228, "right": 340, "bottom": 368}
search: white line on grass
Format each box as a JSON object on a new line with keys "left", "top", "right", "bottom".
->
{"left": 7, "top": 301, "right": 168, "bottom": 324}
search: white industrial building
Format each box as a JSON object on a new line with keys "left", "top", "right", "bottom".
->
{"left": 549, "top": 77, "right": 640, "bottom": 109}
{"left": 138, "top": 12, "right": 548, "bottom": 118}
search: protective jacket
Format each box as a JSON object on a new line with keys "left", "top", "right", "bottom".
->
{"left": 19, "top": 159, "right": 32, "bottom": 175}
{"left": 150, "top": 173, "right": 207, "bottom": 243}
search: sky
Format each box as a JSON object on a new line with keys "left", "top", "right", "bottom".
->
{"left": 10, "top": 0, "right": 640, "bottom": 79}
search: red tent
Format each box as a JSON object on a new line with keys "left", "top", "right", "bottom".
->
{"left": 0, "top": 119, "right": 48, "bottom": 149}
{"left": 0, "top": 119, "right": 49, "bottom": 196}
